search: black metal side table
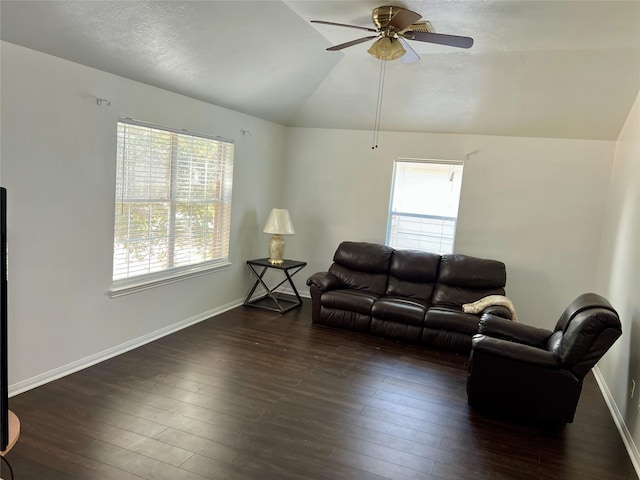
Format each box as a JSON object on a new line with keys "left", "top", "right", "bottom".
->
{"left": 243, "top": 258, "right": 307, "bottom": 313}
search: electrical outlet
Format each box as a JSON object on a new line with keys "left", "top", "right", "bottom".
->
{"left": 632, "top": 380, "right": 636, "bottom": 398}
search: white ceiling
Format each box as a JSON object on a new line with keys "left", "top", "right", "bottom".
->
{"left": 1, "top": 0, "right": 639, "bottom": 140}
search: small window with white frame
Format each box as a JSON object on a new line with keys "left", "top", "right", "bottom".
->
{"left": 111, "top": 119, "right": 234, "bottom": 295}
{"left": 386, "top": 159, "right": 464, "bottom": 255}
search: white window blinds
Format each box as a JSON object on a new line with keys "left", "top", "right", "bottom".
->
{"left": 386, "top": 159, "right": 464, "bottom": 255}
{"left": 112, "top": 119, "right": 234, "bottom": 284}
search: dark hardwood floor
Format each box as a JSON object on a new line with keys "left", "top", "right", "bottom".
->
{"left": 4, "top": 300, "right": 637, "bottom": 480}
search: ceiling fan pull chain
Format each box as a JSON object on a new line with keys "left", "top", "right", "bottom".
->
{"left": 372, "top": 59, "right": 386, "bottom": 149}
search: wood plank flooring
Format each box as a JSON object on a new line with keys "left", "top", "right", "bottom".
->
{"left": 4, "top": 300, "right": 637, "bottom": 479}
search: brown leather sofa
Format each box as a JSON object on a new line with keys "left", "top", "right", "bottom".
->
{"left": 467, "top": 292, "right": 622, "bottom": 424}
{"left": 306, "top": 241, "right": 511, "bottom": 352}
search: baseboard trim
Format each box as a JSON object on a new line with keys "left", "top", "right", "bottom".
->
{"left": 280, "top": 284, "right": 310, "bottom": 299}
{"left": 9, "top": 298, "right": 244, "bottom": 397}
{"left": 593, "top": 365, "right": 640, "bottom": 477}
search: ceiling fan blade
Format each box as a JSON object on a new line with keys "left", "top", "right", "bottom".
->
{"left": 327, "top": 36, "right": 378, "bottom": 51}
{"left": 398, "top": 37, "right": 420, "bottom": 64}
{"left": 388, "top": 8, "right": 422, "bottom": 31}
{"left": 311, "top": 20, "right": 377, "bottom": 33}
{"left": 407, "top": 31, "right": 474, "bottom": 49}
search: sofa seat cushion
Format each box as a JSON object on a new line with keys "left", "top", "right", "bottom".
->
{"left": 371, "top": 297, "right": 427, "bottom": 326}
{"left": 321, "top": 289, "right": 378, "bottom": 315}
{"left": 424, "top": 307, "right": 482, "bottom": 335}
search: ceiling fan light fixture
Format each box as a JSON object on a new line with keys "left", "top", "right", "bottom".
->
{"left": 367, "top": 37, "right": 406, "bottom": 60}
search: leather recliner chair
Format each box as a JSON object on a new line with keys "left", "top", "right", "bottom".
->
{"left": 467, "top": 292, "right": 622, "bottom": 425}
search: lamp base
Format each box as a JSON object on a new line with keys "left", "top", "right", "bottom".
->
{"left": 268, "top": 234, "right": 286, "bottom": 264}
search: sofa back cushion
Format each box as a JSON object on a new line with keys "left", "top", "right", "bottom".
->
{"left": 432, "top": 254, "right": 506, "bottom": 308}
{"left": 328, "top": 241, "right": 393, "bottom": 296}
{"left": 386, "top": 249, "right": 441, "bottom": 303}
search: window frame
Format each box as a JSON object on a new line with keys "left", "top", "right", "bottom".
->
{"left": 386, "top": 158, "right": 464, "bottom": 255}
{"left": 109, "top": 118, "right": 234, "bottom": 297}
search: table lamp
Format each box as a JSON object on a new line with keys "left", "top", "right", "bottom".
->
{"left": 263, "top": 208, "right": 295, "bottom": 264}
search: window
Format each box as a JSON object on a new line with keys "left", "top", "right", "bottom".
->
{"left": 386, "top": 159, "right": 463, "bottom": 255}
{"left": 111, "top": 119, "right": 234, "bottom": 293}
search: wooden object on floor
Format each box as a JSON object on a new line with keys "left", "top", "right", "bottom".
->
{"left": 3, "top": 301, "right": 637, "bottom": 479}
{"left": 0, "top": 410, "right": 19, "bottom": 456}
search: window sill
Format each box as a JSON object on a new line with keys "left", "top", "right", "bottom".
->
{"left": 109, "top": 261, "right": 231, "bottom": 298}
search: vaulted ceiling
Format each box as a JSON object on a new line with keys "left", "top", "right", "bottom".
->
{"left": 1, "top": 1, "right": 639, "bottom": 140}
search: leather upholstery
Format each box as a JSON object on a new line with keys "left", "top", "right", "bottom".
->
{"left": 467, "top": 293, "right": 622, "bottom": 425}
{"left": 327, "top": 241, "right": 393, "bottom": 296}
{"left": 431, "top": 284, "right": 506, "bottom": 309}
{"left": 432, "top": 254, "right": 506, "bottom": 308}
{"left": 321, "top": 289, "right": 378, "bottom": 315}
{"left": 307, "top": 241, "right": 509, "bottom": 353}
{"left": 371, "top": 318, "right": 424, "bottom": 343}
{"left": 438, "top": 254, "right": 506, "bottom": 288}
{"left": 554, "top": 292, "right": 618, "bottom": 332}
{"left": 386, "top": 249, "right": 440, "bottom": 302}
{"left": 318, "top": 307, "right": 372, "bottom": 332}
{"left": 372, "top": 297, "right": 427, "bottom": 326}
{"left": 425, "top": 307, "right": 484, "bottom": 334}
{"left": 333, "top": 241, "right": 394, "bottom": 273}
{"left": 422, "top": 328, "right": 471, "bottom": 353}
{"left": 329, "top": 263, "right": 389, "bottom": 296}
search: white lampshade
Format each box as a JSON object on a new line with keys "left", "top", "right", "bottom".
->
{"left": 263, "top": 209, "right": 294, "bottom": 264}
{"left": 263, "top": 208, "right": 295, "bottom": 235}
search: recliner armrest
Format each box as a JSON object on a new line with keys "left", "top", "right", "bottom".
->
{"left": 471, "top": 334, "right": 561, "bottom": 369}
{"left": 482, "top": 305, "right": 512, "bottom": 319}
{"left": 478, "top": 314, "right": 552, "bottom": 348}
{"left": 306, "top": 272, "right": 341, "bottom": 293}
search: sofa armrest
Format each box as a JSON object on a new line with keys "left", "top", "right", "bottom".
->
{"left": 482, "top": 305, "right": 512, "bottom": 319}
{"left": 306, "top": 272, "right": 341, "bottom": 293}
{"left": 471, "top": 334, "right": 560, "bottom": 369}
{"left": 478, "top": 314, "right": 552, "bottom": 348}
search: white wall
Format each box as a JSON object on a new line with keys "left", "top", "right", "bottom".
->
{"left": 596, "top": 89, "right": 640, "bottom": 463}
{"left": 0, "top": 42, "right": 286, "bottom": 390}
{"left": 282, "top": 127, "right": 614, "bottom": 326}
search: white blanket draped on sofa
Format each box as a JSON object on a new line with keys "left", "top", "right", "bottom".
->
{"left": 463, "top": 295, "right": 518, "bottom": 322}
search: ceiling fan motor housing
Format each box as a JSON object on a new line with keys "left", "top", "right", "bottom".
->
{"left": 372, "top": 5, "right": 405, "bottom": 33}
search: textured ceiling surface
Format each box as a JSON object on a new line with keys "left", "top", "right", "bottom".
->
{"left": 1, "top": 0, "right": 639, "bottom": 140}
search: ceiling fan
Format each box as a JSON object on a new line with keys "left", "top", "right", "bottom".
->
{"left": 311, "top": 5, "right": 474, "bottom": 62}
